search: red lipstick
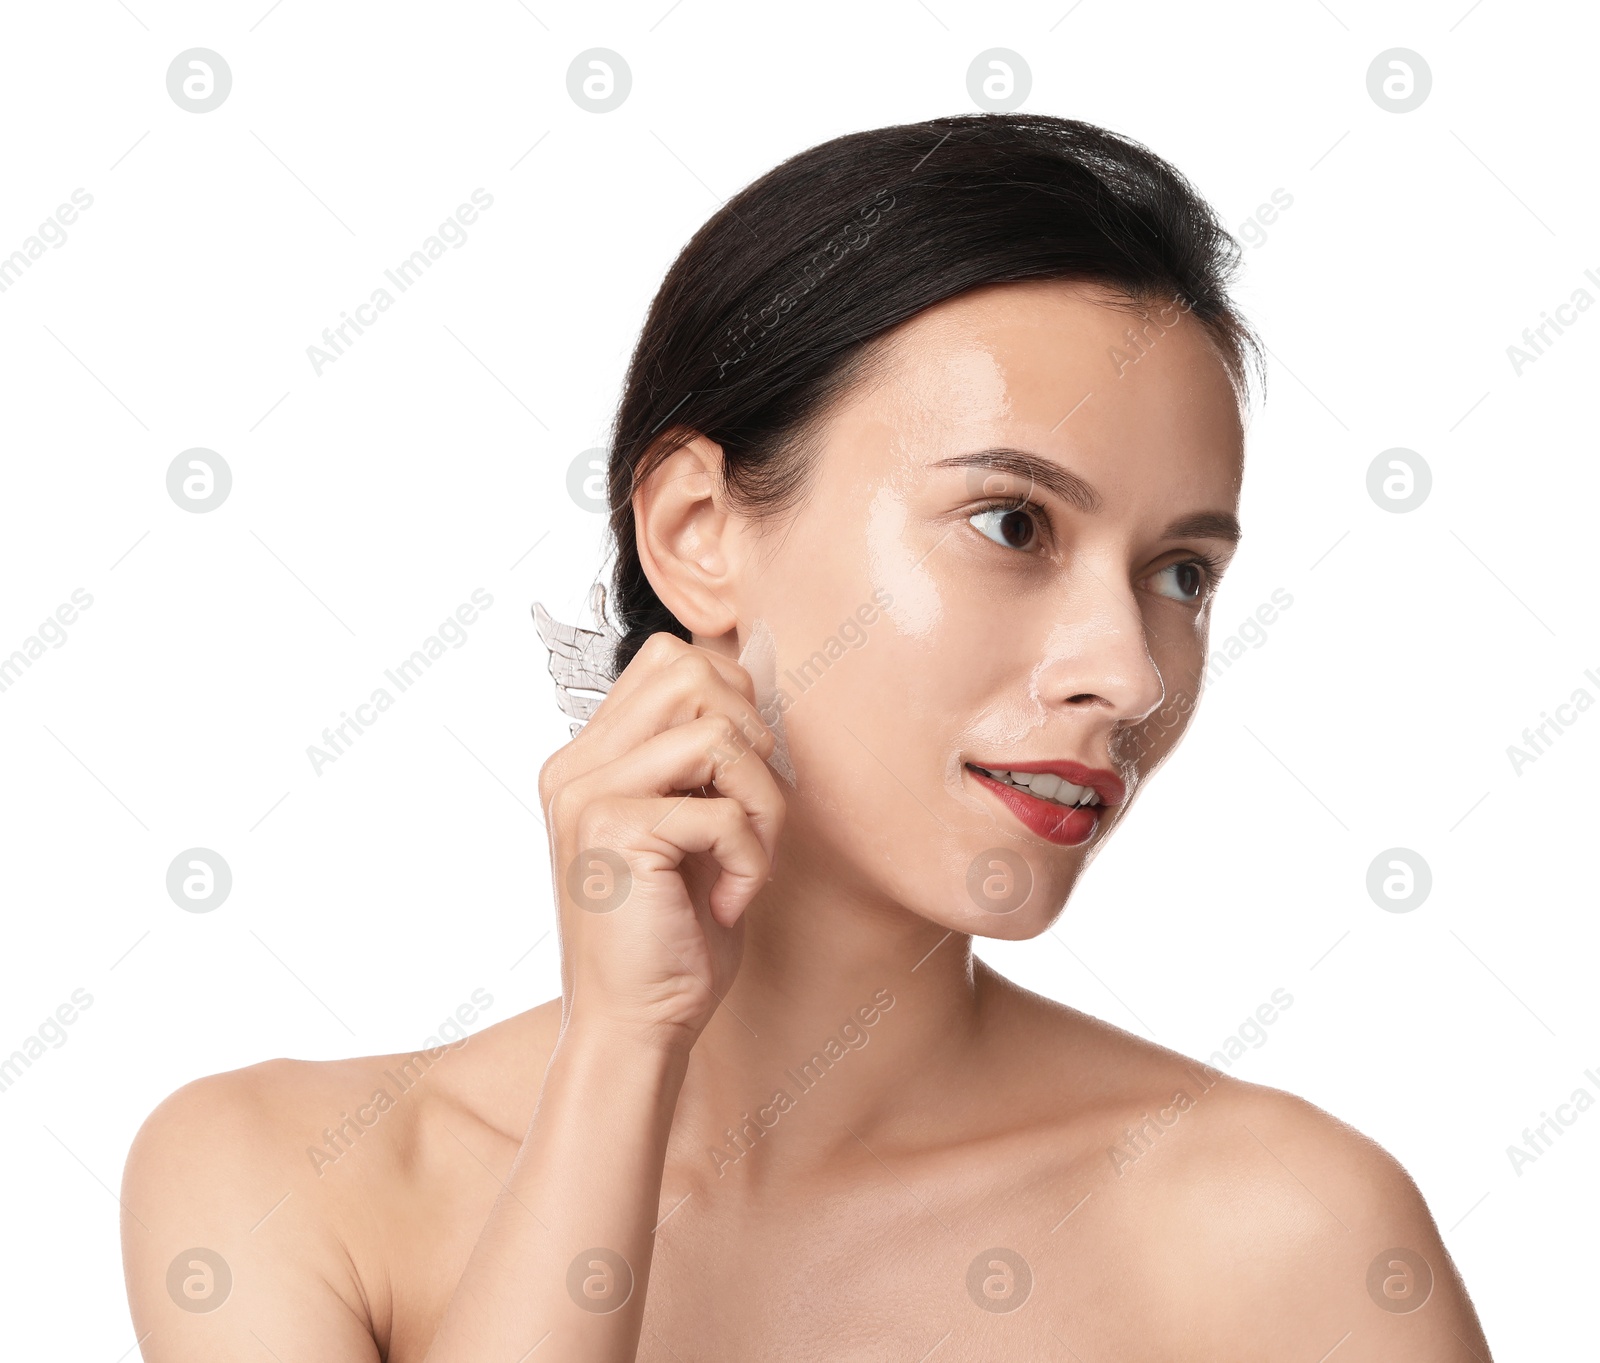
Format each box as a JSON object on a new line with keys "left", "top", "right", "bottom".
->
{"left": 965, "top": 760, "right": 1124, "bottom": 848}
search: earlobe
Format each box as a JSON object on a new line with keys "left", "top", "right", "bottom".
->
{"left": 632, "top": 434, "right": 742, "bottom": 639}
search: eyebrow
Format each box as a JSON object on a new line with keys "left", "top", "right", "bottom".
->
{"left": 1161, "top": 510, "right": 1243, "bottom": 543}
{"left": 929, "top": 447, "right": 1242, "bottom": 544}
{"left": 931, "top": 448, "right": 1101, "bottom": 512}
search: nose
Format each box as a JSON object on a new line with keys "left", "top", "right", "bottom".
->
{"left": 1036, "top": 579, "right": 1166, "bottom": 727}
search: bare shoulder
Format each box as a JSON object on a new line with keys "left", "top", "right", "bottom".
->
{"left": 985, "top": 982, "right": 1493, "bottom": 1359}
{"left": 1049, "top": 1011, "right": 1484, "bottom": 1350}
{"left": 120, "top": 1000, "right": 563, "bottom": 1361}
{"left": 1132, "top": 1072, "right": 1495, "bottom": 1360}
{"left": 120, "top": 1051, "right": 388, "bottom": 1359}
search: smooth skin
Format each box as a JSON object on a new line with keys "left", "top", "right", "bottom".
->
{"left": 122, "top": 280, "right": 1494, "bottom": 1361}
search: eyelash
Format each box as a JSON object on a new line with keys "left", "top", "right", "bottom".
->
{"left": 968, "top": 497, "right": 1226, "bottom": 599}
{"left": 1164, "top": 550, "right": 1227, "bottom": 600}
{"left": 971, "top": 495, "right": 1055, "bottom": 550}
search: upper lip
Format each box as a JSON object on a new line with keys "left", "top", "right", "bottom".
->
{"left": 968, "top": 759, "right": 1127, "bottom": 807}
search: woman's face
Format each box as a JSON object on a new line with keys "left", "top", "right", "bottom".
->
{"left": 728, "top": 278, "right": 1245, "bottom": 937}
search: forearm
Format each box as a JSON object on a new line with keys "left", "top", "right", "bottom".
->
{"left": 422, "top": 1023, "right": 690, "bottom": 1363}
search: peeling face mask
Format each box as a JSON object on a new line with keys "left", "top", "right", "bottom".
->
{"left": 531, "top": 583, "right": 622, "bottom": 739}
{"left": 738, "top": 618, "right": 798, "bottom": 789}
{"left": 531, "top": 587, "right": 798, "bottom": 791}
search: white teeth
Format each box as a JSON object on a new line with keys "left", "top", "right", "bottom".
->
{"left": 972, "top": 765, "right": 1100, "bottom": 809}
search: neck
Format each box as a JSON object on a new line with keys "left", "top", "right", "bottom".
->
{"left": 670, "top": 837, "right": 994, "bottom": 1187}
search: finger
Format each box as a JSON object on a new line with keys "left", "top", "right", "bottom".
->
{"left": 602, "top": 632, "right": 757, "bottom": 711}
{"left": 647, "top": 796, "right": 771, "bottom": 927}
{"left": 581, "top": 644, "right": 776, "bottom": 774}
{"left": 581, "top": 794, "right": 772, "bottom": 927}
{"left": 574, "top": 711, "right": 785, "bottom": 871}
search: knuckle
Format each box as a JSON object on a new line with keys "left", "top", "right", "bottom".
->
{"left": 537, "top": 752, "right": 567, "bottom": 809}
{"left": 706, "top": 725, "right": 756, "bottom": 784}
{"left": 674, "top": 652, "right": 720, "bottom": 695}
{"left": 573, "top": 794, "right": 626, "bottom": 848}
{"left": 728, "top": 659, "right": 757, "bottom": 699}
{"left": 637, "top": 632, "right": 683, "bottom": 668}
{"left": 703, "top": 710, "right": 743, "bottom": 753}
{"left": 546, "top": 775, "right": 585, "bottom": 829}
{"left": 711, "top": 795, "right": 749, "bottom": 831}
{"left": 743, "top": 709, "right": 777, "bottom": 754}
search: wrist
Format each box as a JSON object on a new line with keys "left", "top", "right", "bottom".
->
{"left": 557, "top": 1009, "right": 699, "bottom": 1068}
{"left": 527, "top": 1015, "right": 691, "bottom": 1147}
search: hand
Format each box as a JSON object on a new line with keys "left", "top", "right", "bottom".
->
{"left": 538, "top": 632, "right": 786, "bottom": 1051}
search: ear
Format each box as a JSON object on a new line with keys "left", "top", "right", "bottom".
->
{"left": 632, "top": 434, "right": 744, "bottom": 642}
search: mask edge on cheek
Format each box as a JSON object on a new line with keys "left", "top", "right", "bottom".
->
{"left": 738, "top": 618, "right": 798, "bottom": 789}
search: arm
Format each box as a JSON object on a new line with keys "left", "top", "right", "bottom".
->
{"left": 120, "top": 1066, "right": 384, "bottom": 1363}
{"left": 418, "top": 1024, "right": 689, "bottom": 1359}
{"left": 421, "top": 634, "right": 783, "bottom": 1360}
{"left": 122, "top": 634, "right": 782, "bottom": 1362}
{"left": 121, "top": 1039, "right": 695, "bottom": 1363}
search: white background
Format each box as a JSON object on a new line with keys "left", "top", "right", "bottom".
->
{"left": 1, "top": 0, "right": 1593, "bottom": 1355}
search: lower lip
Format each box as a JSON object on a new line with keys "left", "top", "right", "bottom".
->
{"left": 967, "top": 766, "right": 1103, "bottom": 847}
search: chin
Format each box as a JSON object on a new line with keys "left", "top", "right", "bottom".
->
{"left": 963, "top": 903, "right": 1066, "bottom": 942}
{"left": 925, "top": 848, "right": 1082, "bottom": 941}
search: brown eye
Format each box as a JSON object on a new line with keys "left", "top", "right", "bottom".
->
{"left": 970, "top": 505, "right": 1040, "bottom": 553}
{"left": 1149, "top": 560, "right": 1208, "bottom": 602}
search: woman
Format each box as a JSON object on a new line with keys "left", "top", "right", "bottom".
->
{"left": 121, "top": 113, "right": 1493, "bottom": 1360}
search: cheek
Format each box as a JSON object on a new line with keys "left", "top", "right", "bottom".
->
{"left": 774, "top": 608, "right": 932, "bottom": 801}
{"left": 763, "top": 589, "right": 981, "bottom": 899}
{"left": 771, "top": 484, "right": 974, "bottom": 765}
{"left": 865, "top": 484, "right": 942, "bottom": 635}
{"left": 779, "top": 608, "right": 1086, "bottom": 926}
{"left": 1143, "top": 595, "right": 1209, "bottom": 690}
